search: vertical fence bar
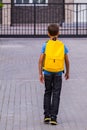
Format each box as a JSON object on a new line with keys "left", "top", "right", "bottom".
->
{"left": 11, "top": 0, "right": 13, "bottom": 26}
{"left": 76, "top": 3, "right": 78, "bottom": 36}
{"left": 86, "top": 4, "right": 87, "bottom": 34}
{"left": 34, "top": 3, "right": 36, "bottom": 36}
{"left": 63, "top": 1, "right": 65, "bottom": 23}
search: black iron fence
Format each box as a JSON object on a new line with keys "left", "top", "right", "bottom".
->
{"left": 0, "top": 3, "right": 87, "bottom": 37}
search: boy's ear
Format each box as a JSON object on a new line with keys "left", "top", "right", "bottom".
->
{"left": 57, "top": 32, "right": 59, "bottom": 36}
{"left": 48, "top": 32, "right": 50, "bottom": 37}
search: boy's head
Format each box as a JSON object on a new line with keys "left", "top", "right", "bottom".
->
{"left": 48, "top": 24, "right": 59, "bottom": 37}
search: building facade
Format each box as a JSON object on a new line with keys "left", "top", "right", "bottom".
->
{"left": 1, "top": 0, "right": 65, "bottom": 25}
{"left": 0, "top": 0, "right": 87, "bottom": 25}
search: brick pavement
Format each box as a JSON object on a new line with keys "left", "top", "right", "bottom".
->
{"left": 0, "top": 38, "right": 87, "bottom": 130}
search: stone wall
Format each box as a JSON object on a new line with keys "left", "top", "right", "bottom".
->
{"left": 2, "top": 0, "right": 11, "bottom": 25}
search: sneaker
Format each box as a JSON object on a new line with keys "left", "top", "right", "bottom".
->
{"left": 50, "top": 116, "right": 57, "bottom": 125}
{"left": 44, "top": 115, "right": 51, "bottom": 124}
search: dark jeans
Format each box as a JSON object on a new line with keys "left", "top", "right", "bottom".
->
{"left": 44, "top": 74, "right": 62, "bottom": 118}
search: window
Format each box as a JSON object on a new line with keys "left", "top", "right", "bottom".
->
{"left": 14, "top": 0, "right": 48, "bottom": 4}
{"left": 33, "top": 0, "right": 46, "bottom": 3}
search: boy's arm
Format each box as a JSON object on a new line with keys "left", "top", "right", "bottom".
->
{"left": 64, "top": 54, "right": 70, "bottom": 80}
{"left": 38, "top": 53, "right": 45, "bottom": 83}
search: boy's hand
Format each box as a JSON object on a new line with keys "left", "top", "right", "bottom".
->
{"left": 64, "top": 72, "right": 69, "bottom": 80}
{"left": 39, "top": 74, "right": 44, "bottom": 83}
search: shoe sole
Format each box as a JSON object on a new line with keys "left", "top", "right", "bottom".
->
{"left": 50, "top": 121, "right": 57, "bottom": 125}
{"left": 44, "top": 118, "right": 51, "bottom": 124}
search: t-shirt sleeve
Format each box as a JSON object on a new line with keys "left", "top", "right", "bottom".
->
{"left": 64, "top": 45, "right": 69, "bottom": 54}
{"left": 41, "top": 42, "right": 46, "bottom": 53}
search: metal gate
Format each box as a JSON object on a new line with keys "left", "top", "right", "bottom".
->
{"left": 0, "top": 3, "right": 87, "bottom": 37}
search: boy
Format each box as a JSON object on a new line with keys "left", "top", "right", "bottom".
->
{"left": 38, "top": 24, "right": 70, "bottom": 125}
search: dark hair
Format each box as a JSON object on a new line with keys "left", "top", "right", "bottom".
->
{"left": 48, "top": 24, "right": 59, "bottom": 36}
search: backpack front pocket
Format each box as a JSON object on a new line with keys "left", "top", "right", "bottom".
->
{"left": 44, "top": 57, "right": 64, "bottom": 72}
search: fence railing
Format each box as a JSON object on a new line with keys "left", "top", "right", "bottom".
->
{"left": 0, "top": 3, "right": 87, "bottom": 37}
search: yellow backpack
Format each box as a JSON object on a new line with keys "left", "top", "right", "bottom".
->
{"left": 43, "top": 40, "right": 64, "bottom": 72}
